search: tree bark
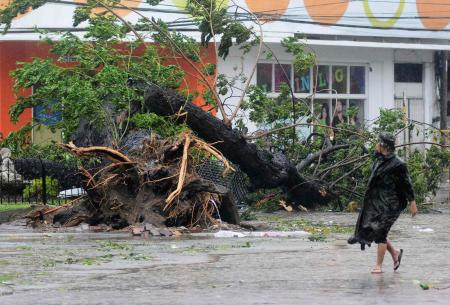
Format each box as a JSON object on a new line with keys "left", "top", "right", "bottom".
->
{"left": 143, "top": 85, "right": 334, "bottom": 207}
{"left": 439, "top": 51, "right": 448, "bottom": 144}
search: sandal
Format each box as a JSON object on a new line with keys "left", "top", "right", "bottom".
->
{"left": 394, "top": 249, "right": 403, "bottom": 271}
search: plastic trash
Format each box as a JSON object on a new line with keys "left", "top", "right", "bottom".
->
{"left": 214, "top": 230, "right": 246, "bottom": 238}
{"left": 247, "top": 231, "right": 309, "bottom": 237}
{"left": 213, "top": 230, "right": 309, "bottom": 238}
{"left": 418, "top": 228, "right": 434, "bottom": 233}
{"left": 413, "top": 226, "right": 434, "bottom": 233}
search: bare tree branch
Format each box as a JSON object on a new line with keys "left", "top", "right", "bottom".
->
{"left": 296, "top": 144, "right": 350, "bottom": 172}
{"left": 228, "top": 0, "right": 264, "bottom": 123}
{"left": 120, "top": 4, "right": 230, "bottom": 125}
{"left": 318, "top": 154, "right": 370, "bottom": 178}
{"left": 330, "top": 161, "right": 366, "bottom": 187}
{"left": 395, "top": 142, "right": 450, "bottom": 148}
{"left": 245, "top": 122, "right": 370, "bottom": 141}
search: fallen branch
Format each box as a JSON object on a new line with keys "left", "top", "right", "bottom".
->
{"left": 296, "top": 144, "right": 350, "bottom": 172}
{"left": 330, "top": 162, "right": 366, "bottom": 188}
{"left": 317, "top": 154, "right": 370, "bottom": 178}
{"left": 42, "top": 195, "right": 87, "bottom": 216}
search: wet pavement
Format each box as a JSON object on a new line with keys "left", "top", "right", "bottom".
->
{"left": 0, "top": 212, "right": 449, "bottom": 305}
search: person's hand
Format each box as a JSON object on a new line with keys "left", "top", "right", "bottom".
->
{"left": 410, "top": 200, "right": 418, "bottom": 217}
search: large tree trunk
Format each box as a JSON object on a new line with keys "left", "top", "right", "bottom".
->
{"left": 143, "top": 85, "right": 334, "bottom": 207}
{"left": 21, "top": 86, "right": 336, "bottom": 230}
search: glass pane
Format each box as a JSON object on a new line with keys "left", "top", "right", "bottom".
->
{"left": 349, "top": 99, "right": 365, "bottom": 128}
{"left": 314, "top": 100, "right": 331, "bottom": 126}
{"left": 314, "top": 65, "right": 330, "bottom": 92}
{"left": 394, "top": 64, "right": 422, "bottom": 83}
{"left": 350, "top": 66, "right": 366, "bottom": 94}
{"left": 294, "top": 69, "right": 311, "bottom": 93}
{"left": 332, "top": 66, "right": 347, "bottom": 94}
{"left": 331, "top": 99, "right": 347, "bottom": 127}
{"left": 274, "top": 64, "right": 292, "bottom": 92}
{"left": 257, "top": 63, "right": 273, "bottom": 92}
{"left": 314, "top": 99, "right": 331, "bottom": 135}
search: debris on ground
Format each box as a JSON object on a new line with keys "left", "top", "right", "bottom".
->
{"left": 279, "top": 200, "right": 293, "bottom": 212}
{"left": 213, "top": 230, "right": 309, "bottom": 238}
{"left": 413, "top": 226, "right": 435, "bottom": 233}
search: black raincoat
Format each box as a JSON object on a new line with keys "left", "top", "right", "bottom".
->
{"left": 348, "top": 154, "right": 415, "bottom": 250}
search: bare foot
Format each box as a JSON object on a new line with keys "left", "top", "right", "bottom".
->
{"left": 371, "top": 266, "right": 383, "bottom": 274}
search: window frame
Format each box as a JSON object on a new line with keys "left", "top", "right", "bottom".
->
{"left": 257, "top": 62, "right": 368, "bottom": 100}
{"left": 256, "top": 62, "right": 369, "bottom": 125}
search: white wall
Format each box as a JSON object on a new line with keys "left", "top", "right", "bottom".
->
{"left": 218, "top": 43, "right": 436, "bottom": 131}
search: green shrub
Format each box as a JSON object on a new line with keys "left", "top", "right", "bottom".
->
{"left": 23, "top": 177, "right": 59, "bottom": 201}
{"left": 130, "top": 113, "right": 189, "bottom": 138}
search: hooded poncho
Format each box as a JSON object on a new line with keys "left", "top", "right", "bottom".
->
{"left": 348, "top": 154, "right": 415, "bottom": 250}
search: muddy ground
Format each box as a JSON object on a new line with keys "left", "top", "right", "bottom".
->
{"left": 0, "top": 207, "right": 33, "bottom": 225}
{"left": 0, "top": 208, "right": 449, "bottom": 305}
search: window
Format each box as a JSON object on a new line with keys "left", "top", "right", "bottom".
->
{"left": 256, "top": 63, "right": 367, "bottom": 125}
{"left": 394, "top": 64, "right": 423, "bottom": 83}
{"left": 294, "top": 69, "right": 311, "bottom": 93}
{"left": 315, "top": 65, "right": 330, "bottom": 92}
{"left": 350, "top": 66, "right": 365, "bottom": 94}
{"left": 314, "top": 99, "right": 331, "bottom": 127}
{"left": 312, "top": 99, "right": 365, "bottom": 129}
{"left": 256, "top": 63, "right": 272, "bottom": 92}
{"left": 274, "top": 64, "right": 291, "bottom": 92}
{"left": 332, "top": 66, "right": 347, "bottom": 94}
{"left": 349, "top": 99, "right": 365, "bottom": 127}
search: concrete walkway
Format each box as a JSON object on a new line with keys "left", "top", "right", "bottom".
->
{"left": 0, "top": 212, "right": 449, "bottom": 305}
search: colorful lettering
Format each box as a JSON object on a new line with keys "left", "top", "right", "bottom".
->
{"left": 364, "top": 0, "right": 405, "bottom": 28}
{"left": 335, "top": 68, "right": 344, "bottom": 83}
{"left": 301, "top": 75, "right": 310, "bottom": 92}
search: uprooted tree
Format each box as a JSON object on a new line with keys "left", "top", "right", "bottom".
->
{"left": 1, "top": 0, "right": 449, "bottom": 229}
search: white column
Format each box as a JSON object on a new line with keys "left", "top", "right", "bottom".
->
{"left": 423, "top": 62, "right": 435, "bottom": 143}
{"left": 367, "top": 61, "right": 384, "bottom": 121}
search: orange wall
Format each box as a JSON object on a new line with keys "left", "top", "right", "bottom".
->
{"left": 0, "top": 41, "right": 217, "bottom": 139}
{"left": 0, "top": 41, "right": 54, "bottom": 139}
{"left": 165, "top": 50, "right": 217, "bottom": 112}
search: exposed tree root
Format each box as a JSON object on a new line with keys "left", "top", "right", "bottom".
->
{"left": 61, "top": 142, "right": 132, "bottom": 164}
{"left": 28, "top": 132, "right": 240, "bottom": 230}
{"left": 165, "top": 133, "right": 191, "bottom": 211}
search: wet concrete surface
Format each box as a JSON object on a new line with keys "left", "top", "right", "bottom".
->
{"left": 0, "top": 212, "right": 449, "bottom": 305}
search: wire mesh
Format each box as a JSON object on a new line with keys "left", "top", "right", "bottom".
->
{"left": 196, "top": 159, "right": 249, "bottom": 207}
